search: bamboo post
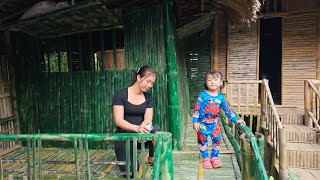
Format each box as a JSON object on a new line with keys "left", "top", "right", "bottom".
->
{"left": 157, "top": 132, "right": 174, "bottom": 180}
{"left": 211, "top": 15, "right": 219, "bottom": 70}
{"left": 279, "top": 128, "right": 287, "bottom": 180}
{"left": 164, "top": 0, "right": 181, "bottom": 150}
{"left": 270, "top": 148, "right": 279, "bottom": 178}
{"left": 0, "top": 157, "right": 2, "bottom": 180}
{"left": 240, "top": 132, "right": 265, "bottom": 180}
{"left": 304, "top": 80, "right": 312, "bottom": 127}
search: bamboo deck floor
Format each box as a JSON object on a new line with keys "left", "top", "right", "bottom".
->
{"left": 1, "top": 148, "right": 153, "bottom": 179}
{"left": 287, "top": 167, "right": 320, "bottom": 180}
{"left": 172, "top": 118, "right": 241, "bottom": 180}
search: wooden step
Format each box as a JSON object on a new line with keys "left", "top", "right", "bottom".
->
{"left": 284, "top": 125, "right": 317, "bottom": 143}
{"left": 280, "top": 114, "right": 304, "bottom": 125}
{"left": 286, "top": 142, "right": 320, "bottom": 169}
{"left": 287, "top": 167, "right": 320, "bottom": 180}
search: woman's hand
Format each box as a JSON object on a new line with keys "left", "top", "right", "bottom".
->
{"left": 193, "top": 123, "right": 200, "bottom": 132}
{"left": 136, "top": 122, "right": 151, "bottom": 133}
{"left": 236, "top": 119, "right": 246, "bottom": 124}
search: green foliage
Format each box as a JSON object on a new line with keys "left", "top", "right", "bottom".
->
{"left": 44, "top": 52, "right": 69, "bottom": 72}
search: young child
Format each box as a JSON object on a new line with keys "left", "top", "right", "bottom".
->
{"left": 192, "top": 70, "right": 245, "bottom": 168}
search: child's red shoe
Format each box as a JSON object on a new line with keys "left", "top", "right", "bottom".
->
{"left": 211, "top": 157, "right": 222, "bottom": 168}
{"left": 203, "top": 158, "right": 213, "bottom": 168}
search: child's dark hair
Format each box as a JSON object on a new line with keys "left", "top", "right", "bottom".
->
{"left": 204, "top": 70, "right": 225, "bottom": 90}
{"left": 131, "top": 66, "right": 155, "bottom": 85}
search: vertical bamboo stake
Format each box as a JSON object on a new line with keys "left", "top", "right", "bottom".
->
{"left": 279, "top": 128, "right": 287, "bottom": 180}
{"left": 0, "top": 157, "right": 3, "bottom": 180}
{"left": 261, "top": 80, "right": 266, "bottom": 126}
{"left": 254, "top": 82, "right": 258, "bottom": 114}
{"left": 141, "top": 137, "right": 146, "bottom": 179}
{"left": 85, "top": 139, "right": 90, "bottom": 180}
{"left": 238, "top": 84, "right": 241, "bottom": 112}
{"left": 125, "top": 139, "right": 131, "bottom": 180}
{"left": 38, "top": 138, "right": 42, "bottom": 180}
{"left": 246, "top": 83, "right": 249, "bottom": 114}
{"left": 74, "top": 140, "right": 80, "bottom": 180}
{"left": 27, "top": 138, "right": 31, "bottom": 180}
{"left": 133, "top": 138, "right": 137, "bottom": 179}
{"left": 32, "top": 138, "right": 36, "bottom": 179}
{"left": 304, "top": 80, "right": 312, "bottom": 127}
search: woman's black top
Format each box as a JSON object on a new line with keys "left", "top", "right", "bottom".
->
{"left": 112, "top": 88, "right": 153, "bottom": 133}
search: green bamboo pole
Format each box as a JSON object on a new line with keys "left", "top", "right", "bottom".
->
{"left": 125, "top": 139, "right": 130, "bottom": 180}
{"left": 133, "top": 138, "right": 137, "bottom": 179}
{"left": 27, "top": 138, "right": 31, "bottom": 180}
{"left": 0, "top": 157, "right": 3, "bottom": 180}
{"left": 152, "top": 134, "right": 163, "bottom": 180}
{"left": 164, "top": 0, "right": 181, "bottom": 150}
{"left": 38, "top": 138, "right": 42, "bottom": 180}
{"left": 32, "top": 138, "right": 36, "bottom": 179}
{"left": 158, "top": 132, "right": 174, "bottom": 180}
{"left": 74, "top": 140, "right": 80, "bottom": 180}
{"left": 85, "top": 139, "right": 90, "bottom": 180}
{"left": 141, "top": 137, "right": 146, "bottom": 179}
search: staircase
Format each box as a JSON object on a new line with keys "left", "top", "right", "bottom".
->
{"left": 280, "top": 113, "right": 320, "bottom": 180}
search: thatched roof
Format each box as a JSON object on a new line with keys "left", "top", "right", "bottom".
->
{"left": 0, "top": 0, "right": 261, "bottom": 38}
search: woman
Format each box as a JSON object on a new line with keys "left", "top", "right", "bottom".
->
{"left": 112, "top": 65, "right": 161, "bottom": 175}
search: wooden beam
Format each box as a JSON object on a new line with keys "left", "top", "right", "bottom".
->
{"left": 211, "top": 15, "right": 219, "bottom": 70}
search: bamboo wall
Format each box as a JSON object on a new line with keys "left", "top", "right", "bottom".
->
{"left": 11, "top": 3, "right": 188, "bottom": 148}
{"left": 0, "top": 55, "right": 16, "bottom": 151}
{"left": 282, "top": 0, "right": 318, "bottom": 12}
{"left": 218, "top": 15, "right": 228, "bottom": 79}
{"left": 227, "top": 22, "right": 258, "bottom": 80}
{"left": 282, "top": 12, "right": 317, "bottom": 106}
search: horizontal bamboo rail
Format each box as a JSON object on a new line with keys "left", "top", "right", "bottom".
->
{"left": 0, "top": 132, "right": 173, "bottom": 180}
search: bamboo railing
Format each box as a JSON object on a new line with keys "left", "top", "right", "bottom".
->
{"left": 260, "top": 79, "right": 286, "bottom": 180}
{"left": 0, "top": 132, "right": 173, "bottom": 180}
{"left": 225, "top": 80, "right": 262, "bottom": 134}
{"left": 221, "top": 112, "right": 269, "bottom": 180}
{"left": 225, "top": 79, "right": 285, "bottom": 179}
{"left": 304, "top": 80, "right": 320, "bottom": 132}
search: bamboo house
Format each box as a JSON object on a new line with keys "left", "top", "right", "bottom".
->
{"left": 0, "top": 0, "right": 319, "bottom": 179}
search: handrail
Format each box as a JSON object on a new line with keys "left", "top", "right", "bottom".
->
{"left": 262, "top": 79, "right": 283, "bottom": 129}
{"left": 261, "top": 78, "right": 286, "bottom": 180}
{"left": 308, "top": 111, "right": 320, "bottom": 131}
{"left": 221, "top": 101, "right": 269, "bottom": 180}
{"left": 305, "top": 80, "right": 320, "bottom": 132}
{"left": 0, "top": 132, "right": 173, "bottom": 180}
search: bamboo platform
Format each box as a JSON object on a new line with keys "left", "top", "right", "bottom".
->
{"left": 173, "top": 118, "right": 241, "bottom": 180}
{"left": 1, "top": 148, "right": 153, "bottom": 179}
{"left": 287, "top": 167, "right": 320, "bottom": 180}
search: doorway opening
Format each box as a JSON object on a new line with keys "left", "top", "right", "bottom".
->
{"left": 259, "top": 17, "right": 282, "bottom": 104}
